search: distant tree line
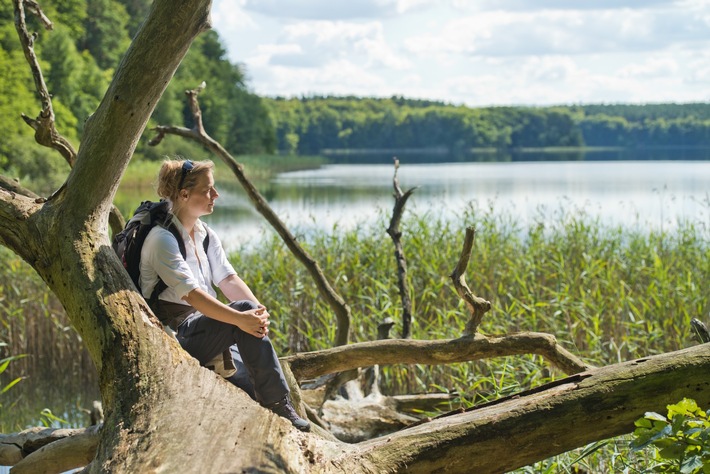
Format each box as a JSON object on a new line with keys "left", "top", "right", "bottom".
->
{"left": 264, "top": 97, "right": 710, "bottom": 155}
{"left": 2, "top": 0, "right": 708, "bottom": 186}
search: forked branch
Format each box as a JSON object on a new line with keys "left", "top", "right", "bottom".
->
{"left": 386, "top": 157, "right": 418, "bottom": 338}
{"left": 12, "top": 0, "right": 125, "bottom": 233}
{"left": 451, "top": 226, "right": 491, "bottom": 335}
{"left": 14, "top": 0, "right": 76, "bottom": 167}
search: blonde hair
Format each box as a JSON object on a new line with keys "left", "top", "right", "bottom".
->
{"left": 157, "top": 158, "right": 214, "bottom": 202}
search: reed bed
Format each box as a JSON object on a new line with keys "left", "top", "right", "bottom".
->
{"left": 0, "top": 204, "right": 707, "bottom": 470}
{"left": 233, "top": 204, "right": 708, "bottom": 400}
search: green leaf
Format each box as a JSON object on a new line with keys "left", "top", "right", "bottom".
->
{"left": 635, "top": 417, "right": 655, "bottom": 429}
{"left": 632, "top": 424, "right": 673, "bottom": 451}
{"left": 569, "top": 440, "right": 609, "bottom": 466}
{"left": 680, "top": 455, "right": 704, "bottom": 474}
{"left": 670, "top": 399, "right": 706, "bottom": 420}
{"left": 0, "top": 354, "right": 28, "bottom": 375}
{"left": 659, "top": 442, "right": 688, "bottom": 461}
{"left": 0, "top": 376, "right": 22, "bottom": 394}
{"left": 646, "top": 412, "right": 670, "bottom": 422}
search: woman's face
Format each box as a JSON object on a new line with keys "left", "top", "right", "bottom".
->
{"left": 183, "top": 170, "right": 219, "bottom": 219}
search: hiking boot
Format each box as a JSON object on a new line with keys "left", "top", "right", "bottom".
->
{"left": 266, "top": 396, "right": 311, "bottom": 432}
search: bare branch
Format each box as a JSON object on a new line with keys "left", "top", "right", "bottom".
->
{"left": 352, "top": 343, "right": 710, "bottom": 474}
{"left": 150, "top": 83, "right": 352, "bottom": 346}
{"left": 13, "top": 0, "right": 77, "bottom": 166}
{"left": 0, "top": 175, "right": 40, "bottom": 200}
{"left": 23, "top": 0, "right": 52, "bottom": 29}
{"left": 285, "top": 332, "right": 591, "bottom": 382}
{"left": 386, "top": 157, "right": 419, "bottom": 338}
{"left": 451, "top": 226, "right": 491, "bottom": 335}
{"left": 11, "top": 1, "right": 129, "bottom": 235}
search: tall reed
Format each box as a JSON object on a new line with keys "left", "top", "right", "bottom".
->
{"left": 0, "top": 249, "right": 98, "bottom": 431}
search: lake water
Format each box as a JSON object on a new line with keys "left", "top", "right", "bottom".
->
{"left": 205, "top": 160, "right": 710, "bottom": 252}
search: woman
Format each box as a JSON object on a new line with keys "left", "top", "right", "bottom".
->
{"left": 139, "top": 158, "right": 310, "bottom": 431}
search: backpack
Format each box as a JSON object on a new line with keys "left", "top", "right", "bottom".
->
{"left": 112, "top": 200, "right": 209, "bottom": 310}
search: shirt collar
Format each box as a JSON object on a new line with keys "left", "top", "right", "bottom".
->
{"left": 169, "top": 214, "right": 207, "bottom": 246}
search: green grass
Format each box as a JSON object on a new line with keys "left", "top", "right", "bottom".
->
{"left": 119, "top": 154, "right": 327, "bottom": 189}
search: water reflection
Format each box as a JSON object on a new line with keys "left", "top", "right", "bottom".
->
{"left": 202, "top": 159, "right": 710, "bottom": 252}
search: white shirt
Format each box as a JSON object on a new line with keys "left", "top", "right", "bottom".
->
{"left": 139, "top": 214, "right": 236, "bottom": 304}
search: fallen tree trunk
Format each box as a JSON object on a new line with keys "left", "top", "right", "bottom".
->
{"left": 336, "top": 342, "right": 710, "bottom": 474}
{"left": 3, "top": 1, "right": 708, "bottom": 473}
{"left": 3, "top": 344, "right": 708, "bottom": 473}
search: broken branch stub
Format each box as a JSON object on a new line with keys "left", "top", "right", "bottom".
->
{"left": 14, "top": 0, "right": 76, "bottom": 167}
{"left": 386, "top": 157, "right": 419, "bottom": 338}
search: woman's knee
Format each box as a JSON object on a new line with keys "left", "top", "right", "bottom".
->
{"left": 229, "top": 300, "right": 259, "bottom": 311}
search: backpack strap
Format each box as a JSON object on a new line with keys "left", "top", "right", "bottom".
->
{"left": 148, "top": 220, "right": 187, "bottom": 320}
{"left": 202, "top": 223, "right": 211, "bottom": 254}
{"left": 148, "top": 220, "right": 210, "bottom": 325}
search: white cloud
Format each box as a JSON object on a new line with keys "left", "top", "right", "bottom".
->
{"left": 210, "top": 0, "right": 710, "bottom": 106}
{"left": 686, "top": 52, "right": 710, "bottom": 85}
{"left": 250, "top": 59, "right": 387, "bottom": 98}
{"left": 242, "top": 0, "right": 399, "bottom": 19}
{"left": 619, "top": 58, "right": 679, "bottom": 80}
{"left": 404, "top": 8, "right": 708, "bottom": 60}
{"left": 455, "top": 0, "right": 679, "bottom": 13}
{"left": 255, "top": 20, "right": 412, "bottom": 70}
{"left": 521, "top": 56, "right": 579, "bottom": 83}
{"left": 210, "top": 0, "right": 256, "bottom": 33}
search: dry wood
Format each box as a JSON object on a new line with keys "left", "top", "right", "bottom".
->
{"left": 12, "top": 0, "right": 125, "bottom": 234}
{"left": 2, "top": 344, "right": 707, "bottom": 473}
{"left": 2, "top": 425, "right": 101, "bottom": 474}
{"left": 386, "top": 157, "right": 418, "bottom": 339}
{"left": 14, "top": 0, "right": 76, "bottom": 167}
{"left": 344, "top": 342, "right": 710, "bottom": 474}
{"left": 0, "top": 176, "right": 39, "bottom": 199}
{"left": 451, "top": 226, "right": 492, "bottom": 335}
{"left": 285, "top": 331, "right": 591, "bottom": 382}
{"left": 692, "top": 318, "right": 710, "bottom": 343}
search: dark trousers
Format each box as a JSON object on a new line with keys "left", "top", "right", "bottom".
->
{"left": 175, "top": 300, "right": 288, "bottom": 406}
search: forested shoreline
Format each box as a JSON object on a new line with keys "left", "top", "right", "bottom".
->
{"left": 2, "top": 0, "right": 709, "bottom": 189}
{"left": 264, "top": 97, "right": 710, "bottom": 157}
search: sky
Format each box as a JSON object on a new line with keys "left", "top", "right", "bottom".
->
{"left": 210, "top": 0, "right": 710, "bottom": 107}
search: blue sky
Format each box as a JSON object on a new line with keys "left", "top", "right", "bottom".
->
{"left": 210, "top": 0, "right": 710, "bottom": 107}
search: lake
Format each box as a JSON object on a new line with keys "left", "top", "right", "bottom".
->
{"left": 203, "top": 160, "right": 710, "bottom": 252}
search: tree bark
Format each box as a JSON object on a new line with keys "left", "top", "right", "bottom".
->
{"left": 339, "top": 342, "right": 710, "bottom": 474}
{"left": 8, "top": 425, "right": 101, "bottom": 474}
{"left": 386, "top": 157, "right": 417, "bottom": 339}
{"left": 285, "top": 332, "right": 591, "bottom": 382}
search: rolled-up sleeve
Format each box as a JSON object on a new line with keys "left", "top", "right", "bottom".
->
{"left": 205, "top": 227, "right": 237, "bottom": 285}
